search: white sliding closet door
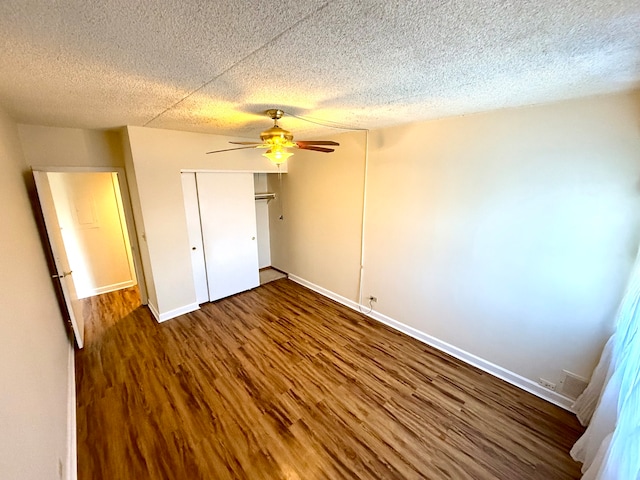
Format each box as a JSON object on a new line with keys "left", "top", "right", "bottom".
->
{"left": 197, "top": 172, "right": 260, "bottom": 301}
{"left": 181, "top": 173, "right": 209, "bottom": 304}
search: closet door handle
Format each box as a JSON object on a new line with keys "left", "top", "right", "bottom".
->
{"left": 251, "top": 237, "right": 256, "bottom": 240}
{"left": 192, "top": 247, "right": 197, "bottom": 250}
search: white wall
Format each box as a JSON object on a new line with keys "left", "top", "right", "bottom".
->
{"left": 269, "top": 91, "right": 640, "bottom": 402}
{"left": 0, "top": 108, "right": 73, "bottom": 478}
{"left": 48, "top": 172, "right": 136, "bottom": 298}
{"left": 125, "top": 126, "right": 284, "bottom": 320}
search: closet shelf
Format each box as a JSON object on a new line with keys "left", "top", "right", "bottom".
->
{"left": 254, "top": 192, "right": 276, "bottom": 203}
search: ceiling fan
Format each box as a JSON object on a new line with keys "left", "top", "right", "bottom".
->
{"left": 206, "top": 109, "right": 340, "bottom": 165}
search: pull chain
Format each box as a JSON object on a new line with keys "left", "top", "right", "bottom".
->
{"left": 278, "top": 164, "right": 285, "bottom": 220}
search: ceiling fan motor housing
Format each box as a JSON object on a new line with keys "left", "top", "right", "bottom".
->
{"left": 260, "top": 125, "right": 295, "bottom": 146}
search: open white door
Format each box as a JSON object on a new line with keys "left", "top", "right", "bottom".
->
{"left": 33, "top": 171, "right": 84, "bottom": 348}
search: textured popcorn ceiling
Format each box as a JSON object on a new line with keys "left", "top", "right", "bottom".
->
{"left": 0, "top": 0, "right": 638, "bottom": 138}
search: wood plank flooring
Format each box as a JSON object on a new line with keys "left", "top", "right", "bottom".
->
{"left": 76, "top": 279, "right": 584, "bottom": 479}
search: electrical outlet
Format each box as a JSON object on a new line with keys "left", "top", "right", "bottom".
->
{"left": 538, "top": 378, "right": 556, "bottom": 391}
{"left": 368, "top": 295, "right": 377, "bottom": 302}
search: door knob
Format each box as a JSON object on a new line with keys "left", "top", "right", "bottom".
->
{"left": 251, "top": 237, "right": 255, "bottom": 240}
{"left": 52, "top": 270, "right": 72, "bottom": 279}
{"left": 192, "top": 247, "right": 197, "bottom": 250}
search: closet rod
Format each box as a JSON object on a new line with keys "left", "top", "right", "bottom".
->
{"left": 254, "top": 192, "right": 276, "bottom": 202}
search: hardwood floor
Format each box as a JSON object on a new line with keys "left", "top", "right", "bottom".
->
{"left": 76, "top": 280, "right": 584, "bottom": 479}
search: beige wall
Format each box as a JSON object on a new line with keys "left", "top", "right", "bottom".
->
{"left": 48, "top": 172, "right": 136, "bottom": 298}
{"left": 121, "top": 127, "right": 157, "bottom": 309}
{"left": 269, "top": 132, "right": 366, "bottom": 301}
{"left": 125, "top": 126, "right": 284, "bottom": 319}
{"left": 18, "top": 124, "right": 124, "bottom": 168}
{"left": 0, "top": 108, "right": 72, "bottom": 478}
{"left": 18, "top": 124, "right": 145, "bottom": 305}
{"left": 270, "top": 91, "right": 640, "bottom": 391}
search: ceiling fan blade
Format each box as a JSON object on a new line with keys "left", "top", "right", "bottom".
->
{"left": 206, "top": 146, "right": 260, "bottom": 154}
{"left": 296, "top": 145, "right": 335, "bottom": 153}
{"left": 229, "top": 141, "right": 262, "bottom": 145}
{"left": 296, "top": 140, "right": 340, "bottom": 146}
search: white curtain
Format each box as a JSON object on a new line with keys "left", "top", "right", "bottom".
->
{"left": 570, "top": 247, "right": 640, "bottom": 479}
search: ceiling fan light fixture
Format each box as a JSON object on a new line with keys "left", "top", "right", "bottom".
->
{"left": 262, "top": 146, "right": 293, "bottom": 165}
{"left": 206, "top": 108, "right": 340, "bottom": 159}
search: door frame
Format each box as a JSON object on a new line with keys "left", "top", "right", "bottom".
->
{"left": 31, "top": 166, "right": 148, "bottom": 305}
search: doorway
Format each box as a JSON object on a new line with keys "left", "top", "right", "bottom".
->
{"left": 33, "top": 167, "right": 146, "bottom": 348}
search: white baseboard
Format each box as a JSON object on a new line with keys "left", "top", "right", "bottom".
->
{"left": 77, "top": 280, "right": 137, "bottom": 300}
{"left": 289, "top": 275, "right": 361, "bottom": 311}
{"left": 157, "top": 302, "right": 200, "bottom": 323}
{"left": 147, "top": 301, "right": 160, "bottom": 322}
{"left": 66, "top": 343, "right": 77, "bottom": 480}
{"left": 288, "top": 274, "right": 574, "bottom": 412}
